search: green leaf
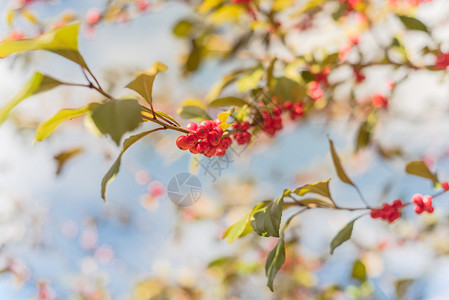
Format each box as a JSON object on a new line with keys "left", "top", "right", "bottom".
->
{"left": 91, "top": 99, "right": 143, "bottom": 145}
{"left": 154, "top": 110, "right": 180, "bottom": 127}
{"left": 265, "top": 236, "right": 285, "bottom": 291}
{"left": 0, "top": 72, "right": 61, "bottom": 124}
{"left": 125, "top": 62, "right": 168, "bottom": 106}
{"left": 184, "top": 40, "right": 201, "bottom": 74}
{"left": 54, "top": 147, "right": 83, "bottom": 175}
{"left": 173, "top": 20, "right": 194, "bottom": 37}
{"left": 222, "top": 202, "right": 268, "bottom": 243}
{"left": 272, "top": 77, "right": 306, "bottom": 102}
{"left": 208, "top": 97, "right": 249, "bottom": 108}
{"left": 206, "top": 68, "right": 252, "bottom": 101}
{"left": 398, "top": 15, "right": 428, "bottom": 33}
{"left": 0, "top": 22, "right": 87, "bottom": 68}
{"left": 405, "top": 161, "right": 439, "bottom": 185}
{"left": 251, "top": 195, "right": 284, "bottom": 237}
{"left": 355, "top": 121, "right": 372, "bottom": 151}
{"left": 101, "top": 129, "right": 160, "bottom": 201}
{"left": 351, "top": 259, "right": 367, "bottom": 282}
{"left": 177, "top": 105, "right": 211, "bottom": 121}
{"left": 294, "top": 198, "right": 334, "bottom": 208}
{"left": 329, "top": 138, "right": 354, "bottom": 186}
{"left": 236, "top": 68, "right": 264, "bottom": 93}
{"left": 330, "top": 217, "right": 360, "bottom": 254}
{"left": 291, "top": 179, "right": 333, "bottom": 200}
{"left": 35, "top": 103, "right": 99, "bottom": 141}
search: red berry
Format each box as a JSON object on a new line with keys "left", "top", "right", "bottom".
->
{"left": 283, "top": 101, "right": 293, "bottom": 110}
{"left": 272, "top": 117, "right": 283, "bottom": 130}
{"left": 185, "top": 132, "right": 199, "bottom": 146}
{"left": 200, "top": 120, "right": 215, "bottom": 131}
{"left": 207, "top": 131, "right": 221, "bottom": 146}
{"left": 196, "top": 141, "right": 211, "bottom": 154}
{"left": 176, "top": 135, "right": 189, "bottom": 150}
{"left": 233, "top": 122, "right": 240, "bottom": 130}
{"left": 189, "top": 145, "right": 199, "bottom": 154}
{"left": 214, "top": 118, "right": 222, "bottom": 125}
{"left": 442, "top": 181, "right": 449, "bottom": 191}
{"left": 240, "top": 122, "right": 250, "bottom": 131}
{"left": 86, "top": 8, "right": 101, "bottom": 26}
{"left": 272, "top": 105, "right": 282, "bottom": 116}
{"left": 196, "top": 125, "right": 209, "bottom": 139}
{"left": 185, "top": 122, "right": 198, "bottom": 132}
{"left": 212, "top": 126, "right": 223, "bottom": 138}
{"left": 204, "top": 146, "right": 217, "bottom": 157}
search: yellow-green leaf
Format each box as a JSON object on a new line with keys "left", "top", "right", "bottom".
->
{"left": 0, "top": 72, "right": 61, "bottom": 124}
{"left": 101, "top": 129, "right": 161, "bottom": 201}
{"left": 265, "top": 236, "right": 285, "bottom": 291}
{"left": 222, "top": 202, "right": 268, "bottom": 243}
{"left": 329, "top": 138, "right": 354, "bottom": 186}
{"left": 0, "top": 23, "right": 85, "bottom": 67}
{"left": 91, "top": 99, "right": 144, "bottom": 145}
{"left": 251, "top": 196, "right": 284, "bottom": 238}
{"left": 209, "top": 4, "right": 246, "bottom": 25}
{"left": 236, "top": 68, "right": 264, "bottom": 93}
{"left": 209, "top": 97, "right": 249, "bottom": 108}
{"left": 35, "top": 103, "right": 100, "bottom": 141}
{"left": 405, "top": 161, "right": 439, "bottom": 185}
{"left": 291, "top": 179, "right": 333, "bottom": 201}
{"left": 330, "top": 217, "right": 360, "bottom": 254}
{"left": 177, "top": 105, "right": 211, "bottom": 121}
{"left": 54, "top": 147, "right": 83, "bottom": 175}
{"left": 125, "top": 62, "right": 168, "bottom": 106}
{"left": 198, "top": 0, "right": 225, "bottom": 14}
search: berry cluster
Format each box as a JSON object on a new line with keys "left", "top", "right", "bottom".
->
{"left": 308, "top": 81, "right": 324, "bottom": 100}
{"left": 176, "top": 120, "right": 232, "bottom": 157}
{"left": 370, "top": 199, "right": 403, "bottom": 223}
{"left": 372, "top": 93, "right": 388, "bottom": 109}
{"left": 283, "top": 101, "right": 304, "bottom": 120}
{"left": 412, "top": 194, "right": 434, "bottom": 214}
{"left": 261, "top": 105, "right": 283, "bottom": 136}
{"left": 232, "top": 122, "right": 252, "bottom": 145}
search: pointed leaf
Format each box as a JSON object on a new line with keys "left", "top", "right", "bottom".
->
{"left": 54, "top": 147, "right": 83, "bottom": 175}
{"left": 101, "top": 129, "right": 160, "bottom": 201}
{"left": 0, "top": 23, "right": 86, "bottom": 67}
{"left": 294, "top": 198, "right": 334, "bottom": 208}
{"left": 222, "top": 202, "right": 268, "bottom": 243}
{"left": 330, "top": 217, "right": 360, "bottom": 254}
{"left": 351, "top": 259, "right": 367, "bottom": 282}
{"left": 329, "top": 138, "right": 354, "bottom": 186}
{"left": 36, "top": 103, "right": 99, "bottom": 141}
{"left": 0, "top": 72, "right": 61, "bottom": 124}
{"left": 292, "top": 179, "right": 333, "bottom": 201}
{"left": 91, "top": 99, "right": 143, "bottom": 145}
{"left": 208, "top": 97, "right": 249, "bottom": 108}
{"left": 177, "top": 105, "right": 211, "bottom": 121}
{"left": 398, "top": 15, "right": 428, "bottom": 33}
{"left": 251, "top": 195, "right": 284, "bottom": 237}
{"left": 125, "top": 62, "right": 168, "bottom": 106}
{"left": 405, "top": 161, "right": 439, "bottom": 185}
{"left": 265, "top": 236, "right": 285, "bottom": 291}
{"left": 236, "top": 68, "right": 264, "bottom": 93}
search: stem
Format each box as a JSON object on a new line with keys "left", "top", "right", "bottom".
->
{"left": 142, "top": 113, "right": 189, "bottom": 134}
{"left": 354, "top": 184, "right": 371, "bottom": 208}
{"left": 282, "top": 208, "right": 308, "bottom": 233}
{"left": 81, "top": 67, "right": 116, "bottom": 100}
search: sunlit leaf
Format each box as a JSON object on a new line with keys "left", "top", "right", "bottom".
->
{"left": 330, "top": 217, "right": 360, "bottom": 254}
{"left": 0, "top": 72, "right": 61, "bottom": 124}
{"left": 208, "top": 97, "right": 249, "bottom": 108}
{"left": 328, "top": 138, "right": 354, "bottom": 185}
{"left": 206, "top": 68, "right": 252, "bottom": 101}
{"left": 236, "top": 68, "right": 264, "bottom": 93}
{"left": 198, "top": 0, "right": 225, "bottom": 14}
{"left": 272, "top": 77, "right": 306, "bottom": 102}
{"left": 185, "top": 40, "right": 201, "bottom": 73}
{"left": 222, "top": 202, "right": 268, "bottom": 243}
{"left": 209, "top": 5, "right": 246, "bottom": 25}
{"left": 265, "top": 236, "right": 285, "bottom": 291}
{"left": 125, "top": 61, "right": 168, "bottom": 106}
{"left": 101, "top": 129, "right": 160, "bottom": 201}
{"left": 177, "top": 105, "right": 211, "bottom": 121}
{"left": 0, "top": 22, "right": 87, "bottom": 68}
{"left": 405, "top": 161, "right": 439, "bottom": 185}
{"left": 36, "top": 103, "right": 100, "bottom": 141}
{"left": 251, "top": 195, "right": 283, "bottom": 237}
{"left": 91, "top": 99, "right": 143, "bottom": 145}
{"left": 294, "top": 198, "right": 334, "bottom": 208}
{"left": 54, "top": 147, "right": 83, "bottom": 175}
{"left": 351, "top": 259, "right": 367, "bottom": 282}
{"left": 173, "top": 20, "right": 194, "bottom": 37}
{"left": 291, "top": 179, "right": 333, "bottom": 200}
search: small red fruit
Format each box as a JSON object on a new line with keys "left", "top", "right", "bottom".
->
{"left": 196, "top": 125, "right": 209, "bottom": 139}
{"left": 176, "top": 135, "right": 189, "bottom": 150}
{"left": 207, "top": 131, "right": 221, "bottom": 146}
{"left": 185, "top": 122, "right": 198, "bottom": 132}
{"left": 196, "top": 141, "right": 211, "bottom": 154}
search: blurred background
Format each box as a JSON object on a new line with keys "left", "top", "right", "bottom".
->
{"left": 1, "top": 0, "right": 449, "bottom": 299}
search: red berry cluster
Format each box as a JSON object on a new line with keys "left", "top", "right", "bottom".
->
{"left": 176, "top": 120, "right": 232, "bottom": 157}
{"left": 412, "top": 194, "right": 434, "bottom": 214}
{"left": 261, "top": 105, "right": 283, "bottom": 136}
{"left": 232, "top": 122, "right": 252, "bottom": 145}
{"left": 308, "top": 81, "right": 325, "bottom": 100}
{"left": 370, "top": 199, "right": 403, "bottom": 223}
{"left": 283, "top": 101, "right": 304, "bottom": 120}
{"left": 441, "top": 181, "right": 449, "bottom": 191}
